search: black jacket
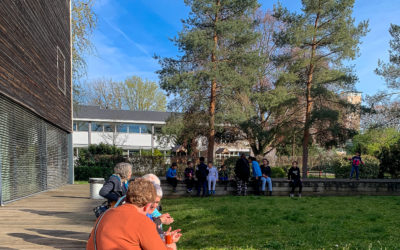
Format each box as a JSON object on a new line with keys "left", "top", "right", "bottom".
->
{"left": 288, "top": 167, "right": 301, "bottom": 181}
{"left": 261, "top": 165, "right": 271, "bottom": 177}
{"left": 99, "top": 175, "right": 127, "bottom": 202}
{"left": 196, "top": 163, "right": 209, "bottom": 181}
{"left": 235, "top": 158, "right": 250, "bottom": 180}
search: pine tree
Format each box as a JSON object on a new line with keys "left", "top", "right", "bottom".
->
{"left": 157, "top": 0, "right": 261, "bottom": 162}
{"left": 274, "top": 0, "right": 368, "bottom": 176}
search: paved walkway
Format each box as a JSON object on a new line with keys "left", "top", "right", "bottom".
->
{"left": 0, "top": 184, "right": 101, "bottom": 249}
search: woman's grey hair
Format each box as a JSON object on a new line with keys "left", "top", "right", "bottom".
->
{"left": 153, "top": 183, "right": 163, "bottom": 198}
{"left": 142, "top": 173, "right": 161, "bottom": 185}
{"left": 114, "top": 162, "right": 132, "bottom": 179}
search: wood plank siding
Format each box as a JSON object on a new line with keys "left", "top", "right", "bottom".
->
{"left": 0, "top": 0, "right": 72, "bottom": 133}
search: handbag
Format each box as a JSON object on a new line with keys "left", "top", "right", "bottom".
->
{"left": 93, "top": 201, "right": 109, "bottom": 218}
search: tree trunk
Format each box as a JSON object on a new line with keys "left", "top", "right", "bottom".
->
{"left": 302, "top": 12, "right": 319, "bottom": 178}
{"left": 291, "top": 131, "right": 296, "bottom": 160}
{"left": 207, "top": 0, "right": 220, "bottom": 163}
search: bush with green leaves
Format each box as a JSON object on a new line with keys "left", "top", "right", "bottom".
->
{"left": 271, "top": 167, "right": 287, "bottom": 178}
{"left": 75, "top": 143, "right": 125, "bottom": 181}
{"left": 378, "top": 138, "right": 400, "bottom": 178}
{"left": 332, "top": 155, "right": 380, "bottom": 179}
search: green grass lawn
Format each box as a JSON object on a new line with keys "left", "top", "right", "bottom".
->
{"left": 162, "top": 196, "right": 400, "bottom": 249}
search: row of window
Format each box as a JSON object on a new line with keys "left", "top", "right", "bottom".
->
{"left": 73, "top": 122, "right": 155, "bottom": 134}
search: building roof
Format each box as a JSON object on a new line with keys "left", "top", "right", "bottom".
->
{"left": 73, "top": 105, "right": 172, "bottom": 123}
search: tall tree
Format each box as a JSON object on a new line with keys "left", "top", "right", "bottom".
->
{"left": 71, "top": 0, "right": 97, "bottom": 104}
{"left": 86, "top": 76, "right": 167, "bottom": 111}
{"left": 369, "top": 24, "right": 400, "bottom": 128}
{"left": 157, "top": 0, "right": 261, "bottom": 162}
{"left": 237, "top": 10, "right": 300, "bottom": 157}
{"left": 123, "top": 76, "right": 167, "bottom": 111}
{"left": 274, "top": 0, "right": 368, "bottom": 176}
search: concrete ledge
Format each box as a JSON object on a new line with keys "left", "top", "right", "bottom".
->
{"left": 161, "top": 178, "right": 400, "bottom": 197}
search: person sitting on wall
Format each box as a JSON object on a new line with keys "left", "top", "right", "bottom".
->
{"left": 288, "top": 161, "right": 302, "bottom": 198}
{"left": 99, "top": 162, "right": 132, "bottom": 206}
{"left": 87, "top": 178, "right": 182, "bottom": 250}
{"left": 166, "top": 162, "right": 179, "bottom": 192}
{"left": 260, "top": 159, "right": 273, "bottom": 196}
{"left": 184, "top": 161, "right": 195, "bottom": 193}
{"left": 218, "top": 164, "right": 229, "bottom": 191}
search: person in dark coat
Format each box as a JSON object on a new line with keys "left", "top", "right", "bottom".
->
{"left": 235, "top": 154, "right": 250, "bottom": 196}
{"left": 195, "top": 157, "right": 209, "bottom": 197}
{"left": 288, "top": 161, "right": 302, "bottom": 198}
{"left": 184, "top": 161, "right": 195, "bottom": 193}
{"left": 99, "top": 162, "right": 132, "bottom": 204}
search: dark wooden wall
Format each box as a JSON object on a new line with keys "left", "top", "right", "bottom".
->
{"left": 0, "top": 0, "right": 72, "bottom": 133}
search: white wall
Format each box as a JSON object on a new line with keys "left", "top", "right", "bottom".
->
{"left": 73, "top": 131, "right": 173, "bottom": 150}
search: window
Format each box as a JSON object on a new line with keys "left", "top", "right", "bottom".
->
{"left": 103, "top": 123, "right": 115, "bottom": 132}
{"left": 128, "top": 124, "right": 140, "bottom": 133}
{"left": 117, "top": 124, "right": 128, "bottom": 133}
{"left": 139, "top": 125, "right": 151, "bottom": 134}
{"left": 57, "top": 46, "right": 66, "bottom": 94}
{"left": 73, "top": 122, "right": 77, "bottom": 131}
{"left": 91, "top": 122, "right": 103, "bottom": 132}
{"left": 77, "top": 122, "right": 89, "bottom": 131}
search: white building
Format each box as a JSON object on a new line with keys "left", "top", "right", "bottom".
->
{"left": 73, "top": 105, "right": 253, "bottom": 159}
{"left": 73, "top": 105, "right": 173, "bottom": 156}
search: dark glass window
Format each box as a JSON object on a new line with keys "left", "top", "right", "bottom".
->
{"left": 103, "top": 123, "right": 114, "bottom": 132}
{"left": 73, "top": 122, "right": 77, "bottom": 131}
{"left": 117, "top": 124, "right": 128, "bottom": 133}
{"left": 140, "top": 125, "right": 151, "bottom": 134}
{"left": 77, "top": 122, "right": 88, "bottom": 132}
{"left": 91, "top": 122, "right": 103, "bottom": 132}
{"left": 128, "top": 124, "right": 140, "bottom": 133}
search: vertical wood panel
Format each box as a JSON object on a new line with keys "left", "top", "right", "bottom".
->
{"left": 0, "top": 0, "right": 72, "bottom": 132}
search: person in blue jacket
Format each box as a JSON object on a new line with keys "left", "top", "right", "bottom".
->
{"left": 166, "top": 162, "right": 178, "bottom": 192}
{"left": 250, "top": 156, "right": 262, "bottom": 195}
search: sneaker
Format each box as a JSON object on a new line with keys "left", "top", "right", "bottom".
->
{"left": 298, "top": 193, "right": 302, "bottom": 198}
{"left": 290, "top": 193, "right": 294, "bottom": 198}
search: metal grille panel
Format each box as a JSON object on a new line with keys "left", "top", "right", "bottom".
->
{"left": 0, "top": 94, "right": 69, "bottom": 204}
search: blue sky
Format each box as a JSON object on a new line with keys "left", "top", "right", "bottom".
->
{"left": 85, "top": 0, "right": 400, "bottom": 97}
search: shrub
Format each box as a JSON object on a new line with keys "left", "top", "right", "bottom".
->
{"left": 271, "top": 167, "right": 286, "bottom": 178}
{"left": 75, "top": 166, "right": 113, "bottom": 181}
{"left": 75, "top": 143, "right": 125, "bottom": 181}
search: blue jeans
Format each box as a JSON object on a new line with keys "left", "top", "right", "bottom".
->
{"left": 350, "top": 166, "right": 359, "bottom": 179}
{"left": 261, "top": 177, "right": 272, "bottom": 191}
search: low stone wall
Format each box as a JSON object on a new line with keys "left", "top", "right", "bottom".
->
{"left": 161, "top": 178, "right": 400, "bottom": 197}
